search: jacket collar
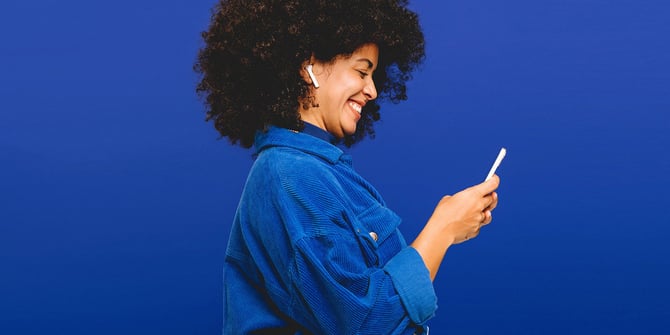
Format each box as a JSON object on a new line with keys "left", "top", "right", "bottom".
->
{"left": 254, "top": 126, "right": 347, "bottom": 165}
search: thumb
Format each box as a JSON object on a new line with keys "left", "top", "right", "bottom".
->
{"left": 478, "top": 174, "right": 500, "bottom": 194}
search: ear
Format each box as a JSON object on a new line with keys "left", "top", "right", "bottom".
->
{"left": 300, "top": 58, "right": 321, "bottom": 88}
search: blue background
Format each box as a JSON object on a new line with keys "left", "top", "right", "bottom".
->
{"left": 2, "top": 0, "right": 669, "bottom": 334}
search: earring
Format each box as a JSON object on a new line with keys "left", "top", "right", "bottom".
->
{"left": 305, "top": 64, "right": 320, "bottom": 88}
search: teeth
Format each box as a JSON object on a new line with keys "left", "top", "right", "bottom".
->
{"left": 348, "top": 101, "right": 362, "bottom": 114}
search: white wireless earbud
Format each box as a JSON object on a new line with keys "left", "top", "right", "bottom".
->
{"left": 305, "top": 64, "right": 320, "bottom": 88}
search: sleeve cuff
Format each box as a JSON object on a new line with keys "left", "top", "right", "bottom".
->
{"left": 383, "top": 247, "right": 437, "bottom": 324}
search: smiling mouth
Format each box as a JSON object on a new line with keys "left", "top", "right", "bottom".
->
{"left": 348, "top": 101, "right": 362, "bottom": 114}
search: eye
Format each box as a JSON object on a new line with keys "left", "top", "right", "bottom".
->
{"left": 356, "top": 70, "right": 369, "bottom": 78}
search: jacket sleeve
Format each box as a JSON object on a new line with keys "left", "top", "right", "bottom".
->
{"left": 268, "top": 161, "right": 437, "bottom": 334}
{"left": 290, "top": 237, "right": 435, "bottom": 334}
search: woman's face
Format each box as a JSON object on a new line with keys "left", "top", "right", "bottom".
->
{"left": 300, "top": 43, "right": 379, "bottom": 139}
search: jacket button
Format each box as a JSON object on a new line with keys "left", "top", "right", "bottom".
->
{"left": 369, "top": 232, "right": 378, "bottom": 241}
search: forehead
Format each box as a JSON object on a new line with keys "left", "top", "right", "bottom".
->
{"left": 343, "top": 43, "right": 379, "bottom": 69}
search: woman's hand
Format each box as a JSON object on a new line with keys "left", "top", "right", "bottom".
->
{"left": 430, "top": 175, "right": 499, "bottom": 244}
{"left": 411, "top": 175, "right": 500, "bottom": 280}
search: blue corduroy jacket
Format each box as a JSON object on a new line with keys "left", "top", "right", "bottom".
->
{"left": 223, "top": 126, "right": 437, "bottom": 334}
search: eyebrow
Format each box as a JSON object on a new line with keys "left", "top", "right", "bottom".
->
{"left": 355, "top": 58, "right": 374, "bottom": 69}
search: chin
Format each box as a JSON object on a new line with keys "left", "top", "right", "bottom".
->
{"left": 343, "top": 127, "right": 357, "bottom": 136}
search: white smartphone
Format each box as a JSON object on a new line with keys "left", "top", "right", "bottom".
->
{"left": 485, "top": 147, "right": 506, "bottom": 181}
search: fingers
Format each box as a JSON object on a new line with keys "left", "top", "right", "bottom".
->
{"left": 475, "top": 174, "right": 500, "bottom": 195}
{"left": 464, "top": 212, "right": 490, "bottom": 243}
{"left": 476, "top": 192, "right": 495, "bottom": 213}
{"left": 482, "top": 210, "right": 492, "bottom": 226}
{"left": 486, "top": 192, "right": 498, "bottom": 212}
{"left": 474, "top": 178, "right": 500, "bottom": 227}
{"left": 438, "top": 177, "right": 501, "bottom": 244}
{"left": 481, "top": 192, "right": 497, "bottom": 226}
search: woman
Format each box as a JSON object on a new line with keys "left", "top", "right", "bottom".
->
{"left": 195, "top": 1, "right": 500, "bottom": 334}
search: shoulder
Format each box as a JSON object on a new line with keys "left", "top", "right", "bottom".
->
{"left": 241, "top": 146, "right": 350, "bottom": 239}
{"left": 252, "top": 146, "right": 339, "bottom": 190}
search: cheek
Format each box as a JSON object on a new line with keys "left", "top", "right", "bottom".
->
{"left": 320, "top": 74, "right": 360, "bottom": 107}
{"left": 332, "top": 73, "right": 360, "bottom": 93}
{"left": 343, "top": 77, "right": 362, "bottom": 92}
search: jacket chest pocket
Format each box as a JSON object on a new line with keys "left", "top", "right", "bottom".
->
{"left": 351, "top": 203, "right": 404, "bottom": 267}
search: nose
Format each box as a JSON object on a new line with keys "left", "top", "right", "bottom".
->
{"left": 363, "top": 77, "right": 378, "bottom": 101}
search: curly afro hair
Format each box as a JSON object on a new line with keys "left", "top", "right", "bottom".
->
{"left": 195, "top": 0, "right": 425, "bottom": 148}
